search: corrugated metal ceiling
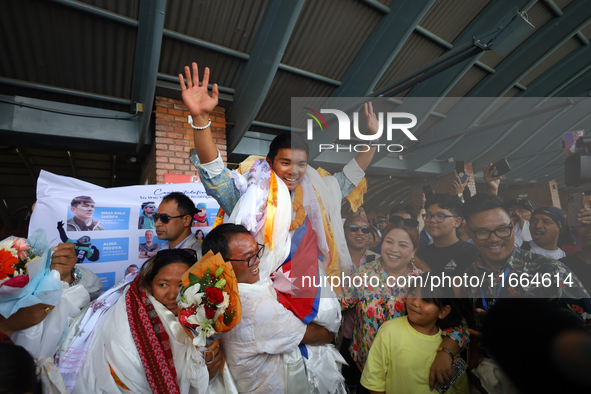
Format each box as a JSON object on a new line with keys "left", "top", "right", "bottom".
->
{"left": 2, "top": 0, "right": 591, "bottom": 218}
{"left": 419, "top": 0, "right": 491, "bottom": 43}
{"left": 282, "top": 0, "right": 382, "bottom": 81}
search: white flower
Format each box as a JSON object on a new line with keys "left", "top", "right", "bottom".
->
{"left": 187, "top": 305, "right": 208, "bottom": 326}
{"left": 178, "top": 299, "right": 191, "bottom": 309}
{"left": 184, "top": 283, "right": 200, "bottom": 301}
{"left": 0, "top": 240, "right": 18, "bottom": 257}
{"left": 216, "top": 292, "right": 230, "bottom": 310}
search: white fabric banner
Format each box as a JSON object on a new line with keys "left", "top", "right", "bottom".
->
{"left": 29, "top": 170, "right": 219, "bottom": 293}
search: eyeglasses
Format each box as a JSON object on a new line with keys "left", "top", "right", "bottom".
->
{"left": 226, "top": 244, "right": 265, "bottom": 267}
{"left": 347, "top": 225, "right": 371, "bottom": 234}
{"left": 154, "top": 213, "right": 190, "bottom": 224}
{"left": 468, "top": 224, "right": 513, "bottom": 241}
{"left": 422, "top": 213, "right": 457, "bottom": 223}
{"left": 389, "top": 216, "right": 419, "bottom": 228}
{"left": 156, "top": 248, "right": 198, "bottom": 262}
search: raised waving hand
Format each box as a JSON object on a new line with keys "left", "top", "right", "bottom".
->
{"left": 179, "top": 62, "right": 219, "bottom": 124}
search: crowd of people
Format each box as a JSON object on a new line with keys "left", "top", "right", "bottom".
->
{"left": 2, "top": 62, "right": 591, "bottom": 394}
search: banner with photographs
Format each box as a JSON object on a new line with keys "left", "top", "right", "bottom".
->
{"left": 29, "top": 170, "right": 219, "bottom": 293}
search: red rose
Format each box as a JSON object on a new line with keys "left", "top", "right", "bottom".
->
{"left": 205, "top": 287, "right": 224, "bottom": 305}
{"left": 1, "top": 275, "right": 29, "bottom": 288}
{"left": 394, "top": 301, "right": 404, "bottom": 312}
{"left": 204, "top": 304, "right": 216, "bottom": 319}
{"left": 572, "top": 305, "right": 584, "bottom": 314}
{"left": 366, "top": 307, "right": 375, "bottom": 318}
{"left": 179, "top": 306, "right": 197, "bottom": 328}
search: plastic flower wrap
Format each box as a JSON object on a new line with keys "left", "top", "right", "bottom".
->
{"left": 177, "top": 251, "right": 242, "bottom": 347}
{"left": 0, "top": 229, "right": 62, "bottom": 318}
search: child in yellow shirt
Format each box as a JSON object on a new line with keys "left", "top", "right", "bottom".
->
{"left": 361, "top": 274, "right": 469, "bottom": 394}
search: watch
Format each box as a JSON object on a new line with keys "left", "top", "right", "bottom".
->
{"left": 69, "top": 267, "right": 82, "bottom": 287}
{"left": 437, "top": 346, "right": 455, "bottom": 359}
{"left": 457, "top": 193, "right": 463, "bottom": 198}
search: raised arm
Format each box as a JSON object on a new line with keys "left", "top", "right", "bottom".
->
{"left": 354, "top": 102, "right": 381, "bottom": 172}
{"left": 483, "top": 163, "right": 501, "bottom": 195}
{"left": 179, "top": 62, "right": 220, "bottom": 164}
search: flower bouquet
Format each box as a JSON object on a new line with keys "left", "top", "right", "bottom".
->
{"left": 0, "top": 229, "right": 62, "bottom": 319}
{"left": 177, "top": 251, "right": 242, "bottom": 347}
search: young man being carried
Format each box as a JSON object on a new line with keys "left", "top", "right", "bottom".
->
{"left": 179, "top": 62, "right": 378, "bottom": 280}
{"left": 179, "top": 63, "right": 459, "bottom": 389}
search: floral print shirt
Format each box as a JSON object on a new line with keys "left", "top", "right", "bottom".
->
{"left": 465, "top": 246, "right": 591, "bottom": 330}
{"left": 340, "top": 258, "right": 470, "bottom": 371}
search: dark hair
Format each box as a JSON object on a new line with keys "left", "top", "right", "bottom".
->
{"left": 139, "top": 249, "right": 195, "bottom": 290}
{"left": 267, "top": 132, "right": 310, "bottom": 163}
{"left": 70, "top": 195, "right": 94, "bottom": 207}
{"left": 202, "top": 224, "right": 251, "bottom": 260}
{"left": 368, "top": 226, "right": 379, "bottom": 242}
{"left": 425, "top": 193, "right": 463, "bottom": 218}
{"left": 462, "top": 192, "right": 509, "bottom": 223}
{"left": 162, "top": 192, "right": 196, "bottom": 217}
{"left": 407, "top": 272, "right": 462, "bottom": 330}
{"left": 381, "top": 221, "right": 420, "bottom": 251}
{"left": 390, "top": 203, "right": 417, "bottom": 221}
{"left": 0, "top": 343, "right": 40, "bottom": 394}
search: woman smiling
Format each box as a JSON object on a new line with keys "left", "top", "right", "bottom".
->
{"left": 68, "top": 249, "right": 225, "bottom": 393}
{"left": 340, "top": 222, "right": 468, "bottom": 393}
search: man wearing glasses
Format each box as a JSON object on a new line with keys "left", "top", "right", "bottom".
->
{"left": 461, "top": 193, "right": 591, "bottom": 389}
{"left": 417, "top": 193, "right": 478, "bottom": 276}
{"left": 154, "top": 192, "right": 202, "bottom": 258}
{"left": 202, "top": 224, "right": 338, "bottom": 393}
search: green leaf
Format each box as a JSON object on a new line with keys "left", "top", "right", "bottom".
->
{"left": 223, "top": 310, "right": 236, "bottom": 325}
{"left": 188, "top": 272, "right": 199, "bottom": 285}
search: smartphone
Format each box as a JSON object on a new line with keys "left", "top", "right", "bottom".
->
{"left": 492, "top": 158, "right": 511, "bottom": 177}
{"left": 455, "top": 160, "right": 468, "bottom": 183}
{"left": 567, "top": 193, "right": 585, "bottom": 227}
{"left": 423, "top": 185, "right": 434, "bottom": 197}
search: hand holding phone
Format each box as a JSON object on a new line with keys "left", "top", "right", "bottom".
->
{"left": 455, "top": 160, "right": 469, "bottom": 183}
{"left": 492, "top": 158, "right": 511, "bottom": 177}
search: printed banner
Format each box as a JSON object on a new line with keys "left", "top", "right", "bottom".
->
{"left": 30, "top": 170, "right": 219, "bottom": 293}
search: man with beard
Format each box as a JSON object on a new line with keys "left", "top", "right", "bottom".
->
{"left": 525, "top": 206, "right": 567, "bottom": 259}
{"left": 138, "top": 202, "right": 157, "bottom": 229}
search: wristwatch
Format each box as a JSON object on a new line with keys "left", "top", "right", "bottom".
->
{"left": 437, "top": 346, "right": 455, "bottom": 359}
{"left": 69, "top": 267, "right": 82, "bottom": 287}
{"left": 457, "top": 193, "right": 463, "bottom": 198}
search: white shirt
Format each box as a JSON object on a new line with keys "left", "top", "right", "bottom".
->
{"left": 221, "top": 286, "right": 306, "bottom": 393}
{"left": 514, "top": 221, "right": 532, "bottom": 247}
{"left": 529, "top": 240, "right": 566, "bottom": 260}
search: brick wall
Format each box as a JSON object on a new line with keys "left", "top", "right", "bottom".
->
{"left": 497, "top": 179, "right": 561, "bottom": 209}
{"left": 140, "top": 97, "right": 226, "bottom": 184}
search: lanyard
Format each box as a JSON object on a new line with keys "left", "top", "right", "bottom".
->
{"left": 479, "top": 265, "right": 511, "bottom": 312}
